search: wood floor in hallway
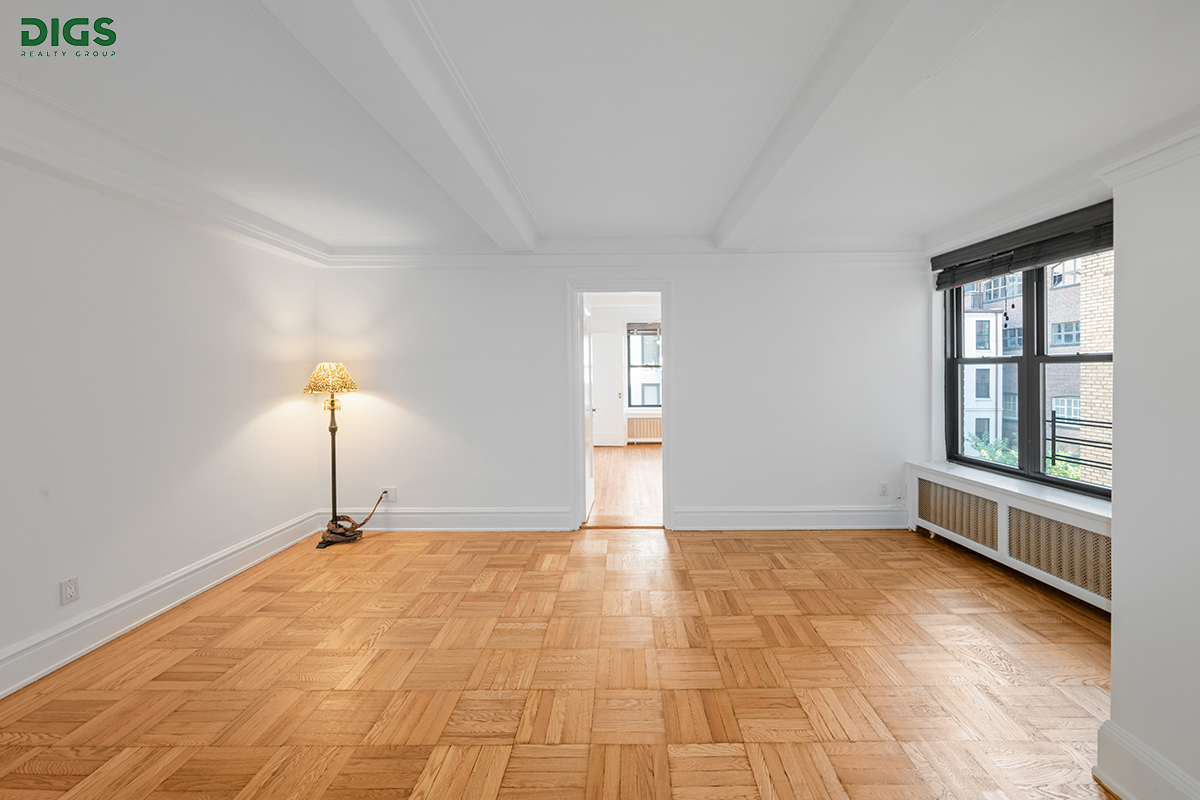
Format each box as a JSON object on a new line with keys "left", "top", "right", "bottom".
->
{"left": 0, "top": 527, "right": 1115, "bottom": 799}
{"left": 587, "top": 443, "right": 662, "bottom": 528}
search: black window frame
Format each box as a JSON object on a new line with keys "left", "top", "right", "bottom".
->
{"left": 936, "top": 201, "right": 1112, "bottom": 499}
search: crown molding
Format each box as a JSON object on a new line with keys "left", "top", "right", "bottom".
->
{"left": 316, "top": 249, "right": 923, "bottom": 269}
{"left": 1095, "top": 124, "right": 1200, "bottom": 188}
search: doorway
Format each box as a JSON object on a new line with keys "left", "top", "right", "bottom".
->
{"left": 577, "top": 289, "right": 665, "bottom": 528}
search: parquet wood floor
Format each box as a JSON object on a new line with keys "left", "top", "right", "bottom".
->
{"left": 587, "top": 444, "right": 663, "bottom": 528}
{"left": 0, "top": 528, "right": 1118, "bottom": 799}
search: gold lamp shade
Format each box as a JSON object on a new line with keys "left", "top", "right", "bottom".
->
{"left": 303, "top": 362, "right": 359, "bottom": 395}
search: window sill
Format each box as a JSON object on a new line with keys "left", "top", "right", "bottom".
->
{"left": 906, "top": 460, "right": 1111, "bottom": 534}
{"left": 625, "top": 409, "right": 662, "bottom": 417}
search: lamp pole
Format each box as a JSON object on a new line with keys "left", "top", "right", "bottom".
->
{"left": 328, "top": 391, "right": 338, "bottom": 526}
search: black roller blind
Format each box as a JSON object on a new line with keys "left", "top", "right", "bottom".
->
{"left": 931, "top": 200, "right": 1112, "bottom": 291}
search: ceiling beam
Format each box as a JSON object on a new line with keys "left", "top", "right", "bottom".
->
{"left": 261, "top": 0, "right": 541, "bottom": 252}
{"left": 711, "top": 0, "right": 1006, "bottom": 251}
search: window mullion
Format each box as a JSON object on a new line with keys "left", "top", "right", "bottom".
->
{"left": 1020, "top": 268, "right": 1043, "bottom": 477}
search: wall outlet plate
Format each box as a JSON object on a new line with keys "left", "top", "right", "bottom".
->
{"left": 381, "top": 486, "right": 396, "bottom": 502}
{"left": 60, "top": 577, "right": 79, "bottom": 605}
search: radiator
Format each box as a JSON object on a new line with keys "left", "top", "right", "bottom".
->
{"left": 910, "top": 468, "right": 1111, "bottom": 609}
{"left": 627, "top": 417, "right": 662, "bottom": 442}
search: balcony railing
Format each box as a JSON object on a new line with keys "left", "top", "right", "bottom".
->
{"left": 1046, "top": 410, "right": 1112, "bottom": 471}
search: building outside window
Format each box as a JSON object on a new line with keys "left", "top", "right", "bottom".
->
{"left": 975, "top": 368, "right": 990, "bottom": 399}
{"left": 627, "top": 323, "right": 662, "bottom": 408}
{"left": 1053, "top": 396, "right": 1081, "bottom": 426}
{"left": 975, "top": 319, "right": 990, "bottom": 351}
{"left": 983, "top": 273, "right": 1022, "bottom": 302}
{"left": 1051, "top": 321, "right": 1080, "bottom": 347}
{"left": 1002, "top": 327, "right": 1022, "bottom": 351}
{"left": 934, "top": 202, "right": 1112, "bottom": 497}
{"left": 1051, "top": 259, "right": 1081, "bottom": 288}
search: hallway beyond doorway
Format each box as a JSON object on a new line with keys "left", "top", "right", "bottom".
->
{"left": 585, "top": 444, "right": 663, "bottom": 528}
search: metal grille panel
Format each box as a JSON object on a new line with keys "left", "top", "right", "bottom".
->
{"left": 917, "top": 479, "right": 997, "bottom": 550}
{"left": 1008, "top": 508, "right": 1111, "bottom": 600}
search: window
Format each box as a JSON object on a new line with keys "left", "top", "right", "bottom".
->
{"left": 1003, "top": 392, "right": 1019, "bottom": 419}
{"left": 1053, "top": 396, "right": 1080, "bottom": 424}
{"left": 1051, "top": 259, "right": 1081, "bottom": 288}
{"left": 627, "top": 323, "right": 662, "bottom": 408}
{"left": 1002, "top": 327, "right": 1023, "bottom": 351}
{"left": 975, "top": 319, "right": 990, "bottom": 351}
{"left": 983, "top": 274, "right": 1022, "bottom": 302}
{"left": 935, "top": 201, "right": 1112, "bottom": 496}
{"left": 975, "top": 368, "right": 990, "bottom": 399}
{"left": 1051, "top": 321, "right": 1080, "bottom": 347}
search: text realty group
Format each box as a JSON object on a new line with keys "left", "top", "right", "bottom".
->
{"left": 20, "top": 17, "right": 116, "bottom": 56}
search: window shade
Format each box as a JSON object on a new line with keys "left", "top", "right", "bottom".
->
{"left": 931, "top": 200, "right": 1112, "bottom": 291}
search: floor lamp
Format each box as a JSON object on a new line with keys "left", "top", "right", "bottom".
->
{"left": 303, "top": 362, "right": 359, "bottom": 548}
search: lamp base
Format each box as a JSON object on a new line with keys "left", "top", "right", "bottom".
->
{"left": 316, "top": 520, "right": 364, "bottom": 549}
{"left": 314, "top": 494, "right": 386, "bottom": 550}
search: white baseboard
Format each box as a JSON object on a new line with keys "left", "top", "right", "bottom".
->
{"left": 1096, "top": 720, "right": 1200, "bottom": 800}
{"left": 670, "top": 504, "right": 908, "bottom": 531}
{"left": 0, "top": 510, "right": 322, "bottom": 700}
{"left": 353, "top": 506, "right": 577, "bottom": 532}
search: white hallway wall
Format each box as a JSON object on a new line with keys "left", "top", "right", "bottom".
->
{"left": 316, "top": 259, "right": 931, "bottom": 531}
{"left": 1096, "top": 141, "right": 1200, "bottom": 800}
{"left": 0, "top": 161, "right": 322, "bottom": 695}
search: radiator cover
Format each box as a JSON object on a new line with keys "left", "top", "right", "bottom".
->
{"left": 1009, "top": 507, "right": 1112, "bottom": 600}
{"left": 917, "top": 478, "right": 997, "bottom": 550}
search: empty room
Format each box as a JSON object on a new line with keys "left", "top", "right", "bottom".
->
{"left": 1, "top": 3, "right": 1199, "bottom": 799}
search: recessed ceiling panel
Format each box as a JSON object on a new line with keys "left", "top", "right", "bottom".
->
{"left": 416, "top": 0, "right": 843, "bottom": 238}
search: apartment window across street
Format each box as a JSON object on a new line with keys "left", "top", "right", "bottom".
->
{"left": 1051, "top": 321, "right": 1080, "bottom": 347}
{"left": 1051, "top": 259, "right": 1081, "bottom": 288}
{"left": 975, "top": 368, "right": 990, "bottom": 399}
{"left": 1002, "top": 327, "right": 1022, "bottom": 351}
{"left": 627, "top": 323, "right": 662, "bottom": 408}
{"left": 975, "top": 319, "right": 990, "bottom": 351}
{"left": 983, "top": 273, "right": 1022, "bottom": 302}
{"left": 933, "top": 201, "right": 1113, "bottom": 497}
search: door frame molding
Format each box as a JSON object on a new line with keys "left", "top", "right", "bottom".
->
{"left": 567, "top": 280, "right": 673, "bottom": 529}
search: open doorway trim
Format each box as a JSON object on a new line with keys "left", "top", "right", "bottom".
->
{"left": 567, "top": 280, "right": 673, "bottom": 530}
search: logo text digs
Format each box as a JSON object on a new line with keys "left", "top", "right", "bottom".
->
{"left": 20, "top": 17, "right": 116, "bottom": 57}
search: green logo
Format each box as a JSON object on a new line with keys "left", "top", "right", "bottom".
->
{"left": 21, "top": 17, "right": 116, "bottom": 47}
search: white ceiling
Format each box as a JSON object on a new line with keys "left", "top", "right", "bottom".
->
{"left": 3, "top": 0, "right": 1198, "bottom": 264}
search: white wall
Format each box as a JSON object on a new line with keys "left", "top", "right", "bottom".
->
{"left": 0, "top": 161, "right": 320, "bottom": 694}
{"left": 317, "top": 259, "right": 931, "bottom": 531}
{"left": 1096, "top": 145, "right": 1200, "bottom": 800}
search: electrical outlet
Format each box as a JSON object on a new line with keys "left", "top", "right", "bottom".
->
{"left": 381, "top": 486, "right": 396, "bottom": 502}
{"left": 878, "top": 482, "right": 888, "bottom": 497}
{"left": 60, "top": 577, "right": 79, "bottom": 605}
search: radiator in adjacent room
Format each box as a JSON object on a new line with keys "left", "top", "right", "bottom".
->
{"left": 626, "top": 416, "right": 662, "bottom": 442}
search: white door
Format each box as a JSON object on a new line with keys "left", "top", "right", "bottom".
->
{"left": 592, "top": 330, "right": 625, "bottom": 446}
{"left": 584, "top": 306, "right": 595, "bottom": 520}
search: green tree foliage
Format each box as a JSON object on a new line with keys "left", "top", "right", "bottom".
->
{"left": 965, "top": 435, "right": 1081, "bottom": 480}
